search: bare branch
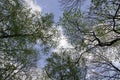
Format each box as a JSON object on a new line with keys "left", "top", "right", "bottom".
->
{"left": 113, "top": 4, "right": 120, "bottom": 34}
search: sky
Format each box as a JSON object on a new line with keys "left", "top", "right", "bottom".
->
{"left": 36, "top": 0, "right": 62, "bottom": 22}
{"left": 24, "top": 0, "right": 90, "bottom": 22}
{"left": 24, "top": 0, "right": 63, "bottom": 21}
{"left": 24, "top": 0, "right": 41, "bottom": 13}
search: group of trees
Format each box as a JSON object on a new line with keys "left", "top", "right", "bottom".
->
{"left": 45, "top": 0, "right": 120, "bottom": 80}
{"left": 1, "top": 0, "right": 120, "bottom": 80}
{"left": 0, "top": 0, "right": 57, "bottom": 80}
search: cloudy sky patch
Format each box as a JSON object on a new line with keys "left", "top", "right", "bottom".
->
{"left": 24, "top": 0, "right": 42, "bottom": 13}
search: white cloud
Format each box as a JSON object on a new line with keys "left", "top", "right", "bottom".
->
{"left": 58, "top": 26, "right": 73, "bottom": 48}
{"left": 24, "top": 0, "right": 42, "bottom": 13}
{"left": 53, "top": 26, "right": 73, "bottom": 53}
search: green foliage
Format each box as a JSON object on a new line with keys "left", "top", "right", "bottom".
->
{"left": 45, "top": 52, "right": 87, "bottom": 80}
{"left": 59, "top": 10, "right": 89, "bottom": 48}
{"left": 0, "top": 0, "right": 56, "bottom": 80}
{"left": 89, "top": 0, "right": 119, "bottom": 23}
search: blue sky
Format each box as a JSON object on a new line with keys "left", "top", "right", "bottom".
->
{"left": 24, "top": 0, "right": 91, "bottom": 23}
{"left": 35, "top": 0, "right": 91, "bottom": 22}
{"left": 36, "top": 0, "right": 63, "bottom": 22}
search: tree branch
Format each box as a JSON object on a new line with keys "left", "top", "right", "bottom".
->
{"left": 92, "top": 31, "right": 120, "bottom": 46}
{"left": 113, "top": 4, "right": 120, "bottom": 34}
{"left": 75, "top": 44, "right": 98, "bottom": 64}
{"left": 0, "top": 34, "right": 34, "bottom": 39}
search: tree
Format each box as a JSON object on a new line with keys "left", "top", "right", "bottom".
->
{"left": 44, "top": 0, "right": 120, "bottom": 80}
{"left": 0, "top": 0, "right": 56, "bottom": 80}
{"left": 45, "top": 50, "right": 87, "bottom": 80}
{"left": 58, "top": 0, "right": 86, "bottom": 11}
